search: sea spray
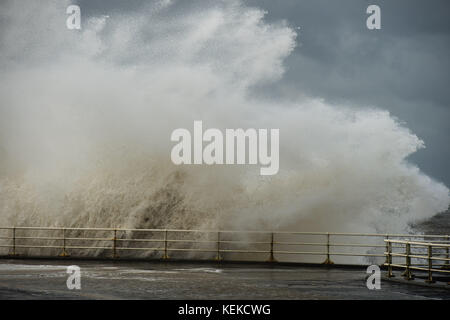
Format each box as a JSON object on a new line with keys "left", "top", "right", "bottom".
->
{"left": 0, "top": 0, "right": 448, "bottom": 247}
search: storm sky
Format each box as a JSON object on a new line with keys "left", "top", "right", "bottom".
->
{"left": 245, "top": 0, "right": 450, "bottom": 187}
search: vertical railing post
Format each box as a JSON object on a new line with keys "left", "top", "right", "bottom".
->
{"left": 322, "top": 232, "right": 334, "bottom": 265}
{"left": 384, "top": 235, "right": 389, "bottom": 265}
{"left": 404, "top": 242, "right": 413, "bottom": 280}
{"left": 215, "top": 231, "right": 222, "bottom": 261}
{"left": 163, "top": 229, "right": 169, "bottom": 259}
{"left": 112, "top": 229, "right": 118, "bottom": 258}
{"left": 60, "top": 228, "right": 68, "bottom": 257}
{"left": 442, "top": 236, "right": 449, "bottom": 270}
{"left": 10, "top": 227, "right": 16, "bottom": 256}
{"left": 387, "top": 241, "right": 394, "bottom": 278}
{"left": 426, "top": 245, "right": 435, "bottom": 283}
{"left": 267, "top": 232, "right": 277, "bottom": 262}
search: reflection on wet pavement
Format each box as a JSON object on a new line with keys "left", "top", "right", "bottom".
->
{"left": 0, "top": 259, "right": 449, "bottom": 300}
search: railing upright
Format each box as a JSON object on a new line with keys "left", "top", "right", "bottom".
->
{"left": 384, "top": 235, "right": 389, "bottom": 264}
{"left": 322, "top": 232, "right": 334, "bottom": 265}
{"left": 443, "top": 236, "right": 450, "bottom": 270}
{"left": 404, "top": 243, "right": 413, "bottom": 280}
{"left": 387, "top": 241, "right": 394, "bottom": 278}
{"left": 215, "top": 231, "right": 222, "bottom": 261}
{"left": 163, "top": 229, "right": 169, "bottom": 259}
{"left": 10, "top": 227, "right": 16, "bottom": 256}
{"left": 426, "top": 245, "right": 434, "bottom": 283}
{"left": 267, "top": 232, "right": 277, "bottom": 262}
{"left": 60, "top": 228, "right": 68, "bottom": 257}
{"left": 112, "top": 229, "right": 118, "bottom": 258}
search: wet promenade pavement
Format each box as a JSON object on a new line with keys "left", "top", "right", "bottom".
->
{"left": 0, "top": 259, "right": 449, "bottom": 300}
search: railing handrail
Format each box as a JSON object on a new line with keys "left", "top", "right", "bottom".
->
{"left": 0, "top": 226, "right": 448, "bottom": 239}
{"left": 384, "top": 239, "right": 450, "bottom": 248}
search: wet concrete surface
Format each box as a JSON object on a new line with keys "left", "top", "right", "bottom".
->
{"left": 0, "top": 259, "right": 448, "bottom": 300}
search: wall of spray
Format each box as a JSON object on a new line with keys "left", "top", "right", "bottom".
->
{"left": 0, "top": 0, "right": 448, "bottom": 254}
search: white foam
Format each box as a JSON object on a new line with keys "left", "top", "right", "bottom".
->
{"left": 0, "top": 0, "right": 448, "bottom": 242}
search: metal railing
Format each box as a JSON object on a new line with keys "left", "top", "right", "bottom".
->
{"left": 384, "top": 239, "right": 450, "bottom": 283}
{"left": 0, "top": 226, "right": 448, "bottom": 267}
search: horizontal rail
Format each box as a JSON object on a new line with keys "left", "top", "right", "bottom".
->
{"left": 385, "top": 239, "right": 450, "bottom": 248}
{"left": 387, "top": 263, "right": 450, "bottom": 274}
{"left": 0, "top": 226, "right": 448, "bottom": 238}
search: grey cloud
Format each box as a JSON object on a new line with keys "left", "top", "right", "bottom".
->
{"left": 244, "top": 0, "right": 450, "bottom": 186}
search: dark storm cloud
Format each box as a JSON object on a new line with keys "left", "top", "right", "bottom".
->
{"left": 243, "top": 0, "right": 450, "bottom": 186}
{"left": 76, "top": 0, "right": 450, "bottom": 186}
